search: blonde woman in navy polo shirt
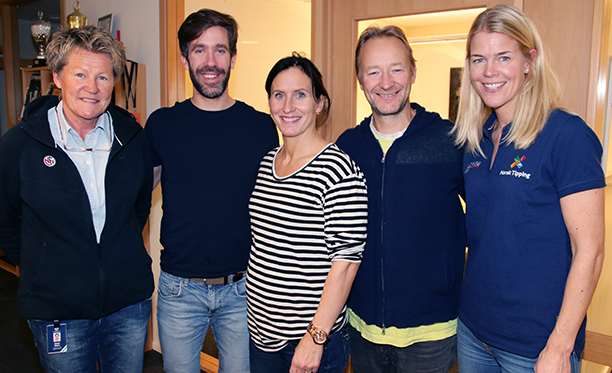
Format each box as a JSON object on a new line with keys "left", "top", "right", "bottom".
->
{"left": 452, "top": 5, "right": 605, "bottom": 373}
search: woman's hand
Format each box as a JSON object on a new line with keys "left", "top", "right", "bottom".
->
{"left": 534, "top": 188, "right": 605, "bottom": 373}
{"left": 289, "top": 333, "right": 324, "bottom": 373}
{"left": 290, "top": 261, "right": 359, "bottom": 373}
{"left": 534, "top": 344, "right": 571, "bottom": 373}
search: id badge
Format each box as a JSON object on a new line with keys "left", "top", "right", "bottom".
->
{"left": 47, "top": 322, "right": 67, "bottom": 354}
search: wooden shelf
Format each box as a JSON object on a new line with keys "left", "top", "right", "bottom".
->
{"left": 20, "top": 66, "right": 53, "bottom": 121}
{"left": 21, "top": 66, "right": 53, "bottom": 96}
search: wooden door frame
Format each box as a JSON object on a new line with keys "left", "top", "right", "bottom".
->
{"left": 1, "top": 3, "right": 21, "bottom": 131}
{"left": 588, "top": 0, "right": 611, "bottom": 138}
{"left": 159, "top": 0, "right": 185, "bottom": 108}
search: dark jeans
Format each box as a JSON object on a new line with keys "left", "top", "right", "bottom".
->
{"left": 28, "top": 298, "right": 151, "bottom": 373}
{"left": 250, "top": 324, "right": 350, "bottom": 373}
{"left": 349, "top": 325, "right": 457, "bottom": 373}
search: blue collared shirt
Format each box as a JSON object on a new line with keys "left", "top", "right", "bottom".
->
{"left": 48, "top": 101, "right": 113, "bottom": 243}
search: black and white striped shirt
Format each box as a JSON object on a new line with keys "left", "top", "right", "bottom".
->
{"left": 246, "top": 144, "right": 368, "bottom": 352}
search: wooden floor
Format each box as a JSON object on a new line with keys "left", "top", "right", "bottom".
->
{"left": 199, "top": 353, "right": 459, "bottom": 373}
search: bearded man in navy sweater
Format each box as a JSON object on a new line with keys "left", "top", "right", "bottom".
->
{"left": 145, "top": 9, "right": 278, "bottom": 373}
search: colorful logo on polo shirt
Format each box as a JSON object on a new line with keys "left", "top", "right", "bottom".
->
{"left": 511, "top": 155, "right": 526, "bottom": 169}
{"left": 500, "top": 155, "right": 531, "bottom": 179}
{"left": 464, "top": 161, "right": 481, "bottom": 174}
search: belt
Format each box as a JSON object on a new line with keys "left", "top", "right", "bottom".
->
{"left": 190, "top": 271, "right": 245, "bottom": 285}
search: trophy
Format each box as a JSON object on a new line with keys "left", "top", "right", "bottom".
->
{"left": 67, "top": 1, "right": 88, "bottom": 29}
{"left": 31, "top": 11, "right": 51, "bottom": 67}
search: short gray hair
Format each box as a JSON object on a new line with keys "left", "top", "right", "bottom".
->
{"left": 355, "top": 25, "right": 416, "bottom": 80}
{"left": 46, "top": 25, "right": 126, "bottom": 80}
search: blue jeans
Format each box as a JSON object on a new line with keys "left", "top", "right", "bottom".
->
{"left": 349, "top": 325, "right": 457, "bottom": 373}
{"left": 28, "top": 298, "right": 151, "bottom": 373}
{"left": 457, "top": 318, "right": 581, "bottom": 373}
{"left": 157, "top": 269, "right": 250, "bottom": 373}
{"left": 250, "top": 324, "right": 350, "bottom": 373}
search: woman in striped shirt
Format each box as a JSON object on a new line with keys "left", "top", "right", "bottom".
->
{"left": 246, "top": 53, "right": 368, "bottom": 373}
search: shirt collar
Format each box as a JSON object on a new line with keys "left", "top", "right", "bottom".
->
{"left": 55, "top": 100, "right": 112, "bottom": 140}
{"left": 369, "top": 117, "right": 407, "bottom": 140}
{"left": 48, "top": 100, "right": 113, "bottom": 150}
{"left": 482, "top": 112, "right": 512, "bottom": 140}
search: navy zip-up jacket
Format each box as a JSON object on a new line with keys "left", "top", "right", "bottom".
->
{"left": 336, "top": 103, "right": 466, "bottom": 330}
{"left": 0, "top": 95, "right": 154, "bottom": 320}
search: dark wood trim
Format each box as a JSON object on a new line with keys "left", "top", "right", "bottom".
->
{"left": 0, "top": 58, "right": 34, "bottom": 69}
{"left": 0, "top": 0, "right": 38, "bottom": 6}
{"left": 0, "top": 249, "right": 19, "bottom": 276}
{"left": 60, "top": 0, "right": 65, "bottom": 30}
{"left": 2, "top": 4, "right": 22, "bottom": 130}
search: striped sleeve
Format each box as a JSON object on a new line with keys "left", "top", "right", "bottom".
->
{"left": 323, "top": 150, "right": 368, "bottom": 262}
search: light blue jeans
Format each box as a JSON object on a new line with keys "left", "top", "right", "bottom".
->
{"left": 157, "top": 269, "right": 250, "bottom": 373}
{"left": 28, "top": 298, "right": 151, "bottom": 373}
{"left": 457, "top": 318, "right": 580, "bottom": 373}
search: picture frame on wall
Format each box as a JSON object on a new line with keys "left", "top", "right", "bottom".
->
{"left": 97, "top": 14, "right": 113, "bottom": 32}
{"left": 449, "top": 67, "right": 462, "bottom": 123}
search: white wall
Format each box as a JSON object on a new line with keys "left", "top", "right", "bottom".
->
{"left": 410, "top": 41, "right": 466, "bottom": 118}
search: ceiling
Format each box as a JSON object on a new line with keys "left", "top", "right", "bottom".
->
{"left": 367, "top": 8, "right": 485, "bottom": 30}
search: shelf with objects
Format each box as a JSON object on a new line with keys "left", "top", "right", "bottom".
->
{"left": 20, "top": 66, "right": 56, "bottom": 120}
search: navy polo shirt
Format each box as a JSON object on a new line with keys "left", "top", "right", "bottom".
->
{"left": 459, "top": 110, "right": 605, "bottom": 359}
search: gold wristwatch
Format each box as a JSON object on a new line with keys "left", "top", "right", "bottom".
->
{"left": 307, "top": 322, "right": 329, "bottom": 345}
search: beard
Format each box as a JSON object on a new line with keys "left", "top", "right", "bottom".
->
{"left": 370, "top": 95, "right": 410, "bottom": 117}
{"left": 189, "top": 65, "right": 231, "bottom": 99}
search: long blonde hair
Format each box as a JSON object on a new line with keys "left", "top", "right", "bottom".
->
{"left": 452, "top": 5, "right": 561, "bottom": 156}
